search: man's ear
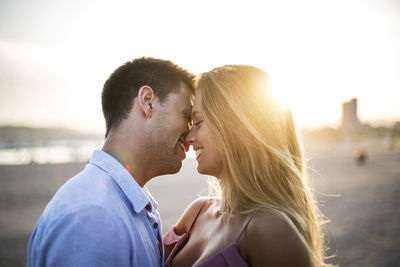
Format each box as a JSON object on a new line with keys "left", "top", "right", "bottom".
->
{"left": 138, "top": 86, "right": 155, "bottom": 118}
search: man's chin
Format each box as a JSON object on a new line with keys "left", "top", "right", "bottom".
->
{"left": 170, "top": 161, "right": 183, "bottom": 174}
{"left": 160, "top": 159, "right": 183, "bottom": 176}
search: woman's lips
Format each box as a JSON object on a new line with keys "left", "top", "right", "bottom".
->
{"left": 195, "top": 148, "right": 204, "bottom": 159}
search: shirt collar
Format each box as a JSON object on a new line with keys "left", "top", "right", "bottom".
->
{"left": 143, "top": 186, "right": 159, "bottom": 209}
{"left": 90, "top": 150, "right": 156, "bottom": 213}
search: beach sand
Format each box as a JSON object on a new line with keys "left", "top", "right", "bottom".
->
{"left": 1, "top": 143, "right": 399, "bottom": 266}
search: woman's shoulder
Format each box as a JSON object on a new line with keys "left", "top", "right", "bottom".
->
{"left": 247, "top": 209, "right": 295, "bottom": 233}
{"left": 241, "top": 209, "right": 311, "bottom": 267}
{"left": 172, "top": 197, "right": 214, "bottom": 235}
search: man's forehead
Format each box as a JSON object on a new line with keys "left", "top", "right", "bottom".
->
{"left": 178, "top": 91, "right": 193, "bottom": 112}
{"left": 182, "top": 84, "right": 195, "bottom": 104}
{"left": 177, "top": 83, "right": 194, "bottom": 98}
{"left": 167, "top": 85, "right": 193, "bottom": 102}
{"left": 181, "top": 87, "right": 195, "bottom": 108}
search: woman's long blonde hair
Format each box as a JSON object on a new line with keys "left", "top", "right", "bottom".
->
{"left": 197, "top": 65, "right": 328, "bottom": 266}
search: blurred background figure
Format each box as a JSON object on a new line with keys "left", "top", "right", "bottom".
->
{"left": 354, "top": 148, "right": 367, "bottom": 165}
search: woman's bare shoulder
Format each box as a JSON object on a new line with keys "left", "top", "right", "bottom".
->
{"left": 242, "top": 209, "right": 311, "bottom": 267}
{"left": 173, "top": 197, "right": 211, "bottom": 235}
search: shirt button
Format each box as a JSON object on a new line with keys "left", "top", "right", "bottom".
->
{"left": 145, "top": 204, "right": 151, "bottom": 211}
{"left": 153, "top": 222, "right": 158, "bottom": 229}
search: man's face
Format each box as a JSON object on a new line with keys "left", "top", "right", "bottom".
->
{"left": 148, "top": 84, "right": 194, "bottom": 175}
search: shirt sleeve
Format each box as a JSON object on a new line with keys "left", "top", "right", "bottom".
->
{"left": 33, "top": 204, "right": 133, "bottom": 267}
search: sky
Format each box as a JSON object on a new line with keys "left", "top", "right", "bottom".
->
{"left": 0, "top": 0, "right": 399, "bottom": 133}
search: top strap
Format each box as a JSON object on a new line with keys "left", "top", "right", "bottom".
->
{"left": 188, "top": 200, "right": 207, "bottom": 234}
{"left": 235, "top": 210, "right": 259, "bottom": 244}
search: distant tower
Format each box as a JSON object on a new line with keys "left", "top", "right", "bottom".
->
{"left": 341, "top": 98, "right": 360, "bottom": 135}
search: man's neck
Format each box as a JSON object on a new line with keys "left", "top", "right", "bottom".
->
{"left": 102, "top": 135, "right": 152, "bottom": 187}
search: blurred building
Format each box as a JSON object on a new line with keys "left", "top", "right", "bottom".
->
{"left": 341, "top": 98, "right": 360, "bottom": 135}
{"left": 393, "top": 121, "right": 400, "bottom": 131}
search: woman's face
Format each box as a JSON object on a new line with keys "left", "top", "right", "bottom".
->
{"left": 185, "top": 92, "right": 223, "bottom": 177}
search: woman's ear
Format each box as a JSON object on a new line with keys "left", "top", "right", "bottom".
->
{"left": 138, "top": 86, "right": 155, "bottom": 118}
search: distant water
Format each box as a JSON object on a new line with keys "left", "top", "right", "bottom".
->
{"left": 0, "top": 140, "right": 103, "bottom": 165}
{"left": 0, "top": 141, "right": 196, "bottom": 165}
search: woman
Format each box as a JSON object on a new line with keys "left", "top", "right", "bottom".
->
{"left": 163, "top": 65, "right": 329, "bottom": 266}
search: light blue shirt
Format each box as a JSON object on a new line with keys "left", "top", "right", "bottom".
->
{"left": 28, "top": 150, "right": 164, "bottom": 267}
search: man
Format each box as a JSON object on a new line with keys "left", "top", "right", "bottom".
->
{"left": 28, "top": 57, "right": 195, "bottom": 266}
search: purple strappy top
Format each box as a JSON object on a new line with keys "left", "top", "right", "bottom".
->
{"left": 163, "top": 201, "right": 258, "bottom": 267}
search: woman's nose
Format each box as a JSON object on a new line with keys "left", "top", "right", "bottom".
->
{"left": 185, "top": 128, "right": 194, "bottom": 144}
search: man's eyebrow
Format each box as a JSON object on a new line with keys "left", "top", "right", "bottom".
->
{"left": 182, "top": 107, "right": 192, "bottom": 120}
{"left": 183, "top": 106, "right": 192, "bottom": 114}
{"left": 183, "top": 103, "right": 192, "bottom": 110}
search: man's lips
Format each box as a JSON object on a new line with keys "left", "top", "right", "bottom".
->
{"left": 178, "top": 140, "right": 189, "bottom": 159}
{"left": 178, "top": 138, "right": 189, "bottom": 152}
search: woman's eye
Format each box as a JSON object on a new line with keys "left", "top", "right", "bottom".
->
{"left": 194, "top": 120, "right": 203, "bottom": 126}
